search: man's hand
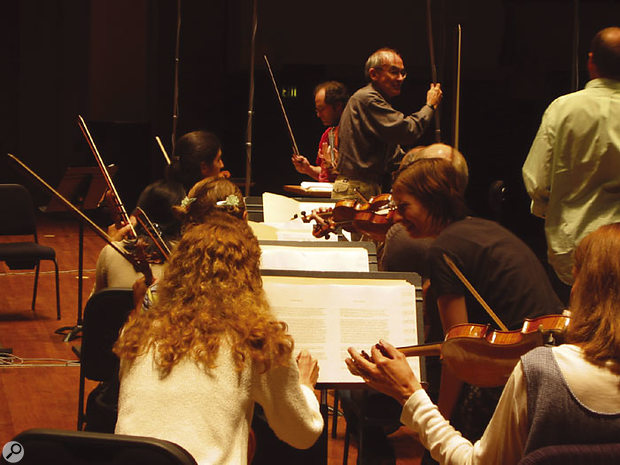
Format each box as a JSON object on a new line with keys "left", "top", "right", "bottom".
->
{"left": 292, "top": 154, "right": 312, "bottom": 174}
{"left": 346, "top": 340, "right": 422, "bottom": 405}
{"left": 296, "top": 349, "right": 320, "bottom": 388}
{"left": 426, "top": 83, "right": 443, "bottom": 108}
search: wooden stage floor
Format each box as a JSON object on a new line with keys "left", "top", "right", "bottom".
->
{"left": 0, "top": 213, "right": 423, "bottom": 464}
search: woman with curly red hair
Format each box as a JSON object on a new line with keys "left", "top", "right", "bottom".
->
{"left": 114, "top": 214, "right": 323, "bottom": 465}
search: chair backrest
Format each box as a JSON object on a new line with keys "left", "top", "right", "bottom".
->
{"left": 81, "top": 288, "right": 134, "bottom": 381}
{"left": 0, "top": 184, "right": 37, "bottom": 236}
{"left": 518, "top": 443, "right": 620, "bottom": 465}
{"left": 12, "top": 428, "right": 198, "bottom": 465}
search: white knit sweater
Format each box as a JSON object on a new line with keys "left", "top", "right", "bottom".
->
{"left": 115, "top": 343, "right": 323, "bottom": 465}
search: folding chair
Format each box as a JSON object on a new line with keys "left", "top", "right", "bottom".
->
{"left": 0, "top": 184, "right": 60, "bottom": 319}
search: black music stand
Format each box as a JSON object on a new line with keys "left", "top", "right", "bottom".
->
{"left": 51, "top": 166, "right": 116, "bottom": 342}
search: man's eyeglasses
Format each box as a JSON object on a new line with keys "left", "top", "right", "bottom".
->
{"left": 381, "top": 66, "right": 407, "bottom": 78}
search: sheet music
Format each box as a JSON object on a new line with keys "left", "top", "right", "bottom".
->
{"left": 300, "top": 182, "right": 333, "bottom": 193}
{"left": 260, "top": 245, "right": 369, "bottom": 272}
{"left": 263, "top": 276, "right": 420, "bottom": 384}
{"left": 262, "top": 192, "right": 335, "bottom": 224}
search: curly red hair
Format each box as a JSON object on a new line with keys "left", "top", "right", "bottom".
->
{"left": 114, "top": 213, "right": 293, "bottom": 377}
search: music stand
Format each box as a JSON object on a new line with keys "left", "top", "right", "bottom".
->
{"left": 52, "top": 166, "right": 117, "bottom": 342}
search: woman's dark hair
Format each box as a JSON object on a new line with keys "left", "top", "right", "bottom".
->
{"left": 168, "top": 131, "right": 222, "bottom": 191}
{"left": 392, "top": 158, "right": 468, "bottom": 232}
{"left": 135, "top": 179, "right": 185, "bottom": 239}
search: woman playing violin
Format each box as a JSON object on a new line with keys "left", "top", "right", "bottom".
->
{"left": 389, "top": 158, "right": 563, "bottom": 457}
{"left": 347, "top": 222, "right": 620, "bottom": 464}
{"left": 114, "top": 216, "right": 323, "bottom": 465}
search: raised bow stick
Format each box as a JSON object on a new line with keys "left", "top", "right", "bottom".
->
{"left": 7, "top": 153, "right": 153, "bottom": 285}
{"left": 426, "top": 0, "right": 441, "bottom": 142}
{"left": 155, "top": 136, "right": 172, "bottom": 166}
{"left": 442, "top": 253, "right": 509, "bottom": 331}
{"left": 453, "top": 24, "right": 462, "bottom": 150}
{"left": 264, "top": 54, "right": 300, "bottom": 155}
{"left": 77, "top": 115, "right": 137, "bottom": 239}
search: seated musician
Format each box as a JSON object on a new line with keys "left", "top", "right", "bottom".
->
{"left": 166, "top": 129, "right": 230, "bottom": 192}
{"left": 346, "top": 222, "right": 620, "bottom": 464}
{"left": 113, "top": 216, "right": 324, "bottom": 465}
{"left": 92, "top": 183, "right": 182, "bottom": 294}
{"left": 105, "top": 130, "right": 227, "bottom": 242}
{"left": 291, "top": 81, "right": 349, "bottom": 182}
{"left": 385, "top": 158, "right": 563, "bottom": 463}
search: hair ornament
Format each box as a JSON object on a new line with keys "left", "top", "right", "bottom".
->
{"left": 216, "top": 195, "right": 240, "bottom": 208}
{"left": 181, "top": 196, "right": 196, "bottom": 208}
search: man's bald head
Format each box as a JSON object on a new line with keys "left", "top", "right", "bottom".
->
{"left": 590, "top": 27, "right": 620, "bottom": 80}
{"left": 397, "top": 143, "right": 469, "bottom": 195}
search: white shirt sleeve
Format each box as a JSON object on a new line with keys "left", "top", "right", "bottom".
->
{"left": 401, "top": 363, "right": 529, "bottom": 465}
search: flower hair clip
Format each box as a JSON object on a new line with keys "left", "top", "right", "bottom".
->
{"left": 181, "top": 196, "right": 196, "bottom": 208}
{"left": 216, "top": 195, "right": 240, "bottom": 208}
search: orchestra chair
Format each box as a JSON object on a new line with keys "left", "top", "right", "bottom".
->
{"left": 518, "top": 443, "right": 620, "bottom": 465}
{"left": 341, "top": 390, "right": 402, "bottom": 465}
{"left": 77, "top": 288, "right": 134, "bottom": 431}
{"left": 11, "top": 428, "right": 197, "bottom": 465}
{"left": 0, "top": 184, "right": 60, "bottom": 319}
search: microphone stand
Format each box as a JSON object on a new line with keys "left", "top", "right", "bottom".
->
{"left": 244, "top": 0, "right": 258, "bottom": 197}
{"left": 171, "top": 0, "right": 182, "bottom": 152}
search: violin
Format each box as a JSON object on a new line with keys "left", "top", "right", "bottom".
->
{"left": 302, "top": 194, "right": 396, "bottom": 240}
{"left": 397, "top": 314, "right": 570, "bottom": 387}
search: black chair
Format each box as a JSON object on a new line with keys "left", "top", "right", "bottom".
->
{"left": 11, "top": 428, "right": 197, "bottom": 465}
{"left": 0, "top": 184, "right": 60, "bottom": 319}
{"left": 77, "top": 288, "right": 134, "bottom": 431}
{"left": 341, "top": 390, "right": 402, "bottom": 465}
{"left": 518, "top": 443, "right": 620, "bottom": 465}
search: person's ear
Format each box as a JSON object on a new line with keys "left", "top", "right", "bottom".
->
{"left": 587, "top": 52, "right": 600, "bottom": 79}
{"left": 199, "top": 161, "right": 210, "bottom": 177}
{"left": 368, "top": 67, "right": 380, "bottom": 81}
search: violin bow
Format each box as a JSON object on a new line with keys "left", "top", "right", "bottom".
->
{"left": 453, "top": 24, "right": 462, "bottom": 150}
{"left": 155, "top": 136, "right": 172, "bottom": 165}
{"left": 77, "top": 114, "right": 137, "bottom": 239}
{"left": 133, "top": 207, "right": 171, "bottom": 260}
{"left": 7, "top": 153, "right": 153, "bottom": 285}
{"left": 264, "top": 54, "right": 300, "bottom": 155}
{"left": 425, "top": 0, "right": 441, "bottom": 142}
{"left": 442, "top": 253, "right": 509, "bottom": 331}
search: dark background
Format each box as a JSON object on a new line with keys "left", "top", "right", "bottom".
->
{"left": 1, "top": 0, "right": 619, "bottom": 255}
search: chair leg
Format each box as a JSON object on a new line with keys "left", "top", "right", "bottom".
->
{"left": 343, "top": 418, "right": 350, "bottom": 465}
{"left": 77, "top": 367, "right": 86, "bottom": 430}
{"left": 53, "top": 259, "right": 61, "bottom": 320}
{"left": 31, "top": 261, "right": 40, "bottom": 312}
{"left": 332, "top": 389, "right": 339, "bottom": 438}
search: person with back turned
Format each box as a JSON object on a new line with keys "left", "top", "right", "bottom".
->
{"left": 523, "top": 27, "right": 620, "bottom": 301}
